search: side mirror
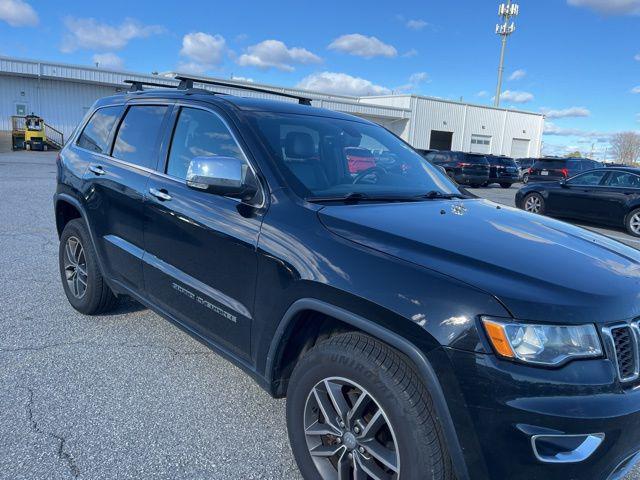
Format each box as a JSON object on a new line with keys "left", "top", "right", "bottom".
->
{"left": 186, "top": 156, "right": 257, "bottom": 201}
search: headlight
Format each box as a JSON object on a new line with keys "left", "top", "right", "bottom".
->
{"left": 481, "top": 317, "right": 603, "bottom": 366}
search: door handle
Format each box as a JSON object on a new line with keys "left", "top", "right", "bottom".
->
{"left": 149, "top": 187, "right": 172, "bottom": 201}
{"left": 89, "top": 164, "right": 106, "bottom": 175}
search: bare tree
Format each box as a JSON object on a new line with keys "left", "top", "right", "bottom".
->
{"left": 610, "top": 132, "right": 640, "bottom": 165}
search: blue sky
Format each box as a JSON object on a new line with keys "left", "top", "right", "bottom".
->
{"left": 0, "top": 0, "right": 639, "bottom": 158}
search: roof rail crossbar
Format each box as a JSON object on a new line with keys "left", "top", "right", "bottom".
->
{"left": 124, "top": 79, "right": 179, "bottom": 92}
{"left": 174, "top": 75, "right": 313, "bottom": 105}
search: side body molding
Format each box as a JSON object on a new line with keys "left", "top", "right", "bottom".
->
{"left": 265, "top": 298, "right": 471, "bottom": 480}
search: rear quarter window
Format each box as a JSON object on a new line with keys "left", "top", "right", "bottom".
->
{"left": 76, "top": 105, "right": 124, "bottom": 154}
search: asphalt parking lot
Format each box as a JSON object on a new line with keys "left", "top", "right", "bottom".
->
{"left": 0, "top": 150, "right": 637, "bottom": 479}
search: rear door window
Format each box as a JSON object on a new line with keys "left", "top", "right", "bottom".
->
{"left": 605, "top": 171, "right": 640, "bottom": 188}
{"left": 76, "top": 105, "right": 124, "bottom": 154}
{"left": 112, "top": 105, "right": 168, "bottom": 169}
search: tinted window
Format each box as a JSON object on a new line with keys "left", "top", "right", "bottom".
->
{"left": 465, "top": 154, "right": 488, "bottom": 165}
{"left": 246, "top": 111, "right": 460, "bottom": 198}
{"left": 166, "top": 107, "right": 245, "bottom": 180}
{"left": 605, "top": 171, "right": 640, "bottom": 188}
{"left": 77, "top": 106, "right": 124, "bottom": 153}
{"left": 567, "top": 170, "right": 607, "bottom": 186}
{"left": 533, "top": 159, "right": 566, "bottom": 170}
{"left": 112, "top": 105, "right": 168, "bottom": 168}
{"left": 493, "top": 157, "right": 516, "bottom": 166}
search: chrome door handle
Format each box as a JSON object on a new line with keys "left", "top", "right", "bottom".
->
{"left": 89, "top": 164, "right": 106, "bottom": 175}
{"left": 149, "top": 188, "right": 172, "bottom": 201}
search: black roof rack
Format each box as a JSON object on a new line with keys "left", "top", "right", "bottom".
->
{"left": 124, "top": 79, "right": 179, "bottom": 92}
{"left": 174, "top": 75, "right": 313, "bottom": 106}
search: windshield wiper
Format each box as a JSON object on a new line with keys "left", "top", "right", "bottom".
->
{"left": 306, "top": 192, "right": 422, "bottom": 204}
{"left": 418, "top": 191, "right": 467, "bottom": 200}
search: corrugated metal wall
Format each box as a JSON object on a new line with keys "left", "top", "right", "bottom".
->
{"left": 0, "top": 76, "right": 119, "bottom": 136}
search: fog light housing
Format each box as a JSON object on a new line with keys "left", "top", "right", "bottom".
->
{"left": 532, "top": 433, "right": 604, "bottom": 464}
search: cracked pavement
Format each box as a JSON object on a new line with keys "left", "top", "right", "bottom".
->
{"left": 0, "top": 151, "right": 637, "bottom": 479}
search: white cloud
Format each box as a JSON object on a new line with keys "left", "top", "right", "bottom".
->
{"left": 499, "top": 90, "right": 534, "bottom": 103}
{"left": 396, "top": 72, "right": 430, "bottom": 92}
{"left": 237, "top": 39, "right": 320, "bottom": 72}
{"left": 296, "top": 71, "right": 391, "bottom": 96}
{"left": 0, "top": 0, "right": 37, "bottom": 26}
{"left": 92, "top": 53, "right": 124, "bottom": 70}
{"left": 632, "top": 85, "right": 640, "bottom": 94}
{"left": 61, "top": 17, "right": 163, "bottom": 52}
{"left": 328, "top": 34, "right": 397, "bottom": 58}
{"left": 402, "top": 48, "right": 418, "bottom": 58}
{"left": 508, "top": 69, "right": 526, "bottom": 81}
{"left": 179, "top": 32, "right": 226, "bottom": 73}
{"left": 567, "top": 0, "right": 640, "bottom": 15}
{"left": 544, "top": 121, "right": 610, "bottom": 139}
{"left": 406, "top": 19, "right": 428, "bottom": 30}
{"left": 634, "top": 53, "right": 640, "bottom": 61}
{"left": 476, "top": 90, "right": 489, "bottom": 97}
{"left": 541, "top": 106, "right": 591, "bottom": 119}
{"left": 231, "top": 75, "right": 254, "bottom": 83}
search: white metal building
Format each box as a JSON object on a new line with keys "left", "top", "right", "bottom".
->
{"left": 0, "top": 55, "right": 544, "bottom": 157}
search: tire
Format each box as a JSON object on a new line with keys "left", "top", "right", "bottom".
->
{"left": 500, "top": 183, "right": 511, "bottom": 189}
{"left": 286, "top": 332, "right": 454, "bottom": 480}
{"left": 522, "top": 192, "right": 545, "bottom": 214}
{"left": 625, "top": 208, "right": 640, "bottom": 237}
{"left": 522, "top": 173, "right": 529, "bottom": 184}
{"left": 59, "top": 218, "right": 117, "bottom": 314}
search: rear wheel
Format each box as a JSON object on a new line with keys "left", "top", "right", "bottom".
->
{"left": 522, "top": 173, "right": 529, "bottom": 184}
{"left": 287, "top": 332, "right": 454, "bottom": 480}
{"left": 523, "top": 192, "right": 545, "bottom": 214}
{"left": 59, "top": 218, "right": 117, "bottom": 314}
{"left": 500, "top": 183, "right": 511, "bottom": 189}
{"left": 625, "top": 208, "right": 640, "bottom": 237}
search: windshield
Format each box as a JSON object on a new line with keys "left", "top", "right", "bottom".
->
{"left": 246, "top": 112, "right": 461, "bottom": 200}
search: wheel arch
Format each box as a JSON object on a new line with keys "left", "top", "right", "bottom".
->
{"left": 55, "top": 195, "right": 83, "bottom": 238}
{"left": 266, "top": 298, "right": 471, "bottom": 480}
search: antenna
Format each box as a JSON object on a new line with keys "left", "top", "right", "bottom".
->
{"left": 494, "top": 1, "right": 520, "bottom": 107}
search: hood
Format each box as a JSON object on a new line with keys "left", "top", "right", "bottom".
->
{"left": 319, "top": 199, "right": 640, "bottom": 324}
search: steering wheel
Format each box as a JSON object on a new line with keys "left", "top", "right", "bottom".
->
{"left": 352, "top": 166, "right": 387, "bottom": 185}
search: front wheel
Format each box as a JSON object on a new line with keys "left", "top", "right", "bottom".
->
{"left": 286, "top": 332, "right": 454, "bottom": 480}
{"left": 625, "top": 208, "right": 640, "bottom": 237}
{"left": 522, "top": 192, "right": 545, "bottom": 214}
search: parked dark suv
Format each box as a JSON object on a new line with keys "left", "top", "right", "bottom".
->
{"left": 423, "top": 150, "right": 490, "bottom": 187}
{"left": 55, "top": 78, "right": 640, "bottom": 480}
{"left": 528, "top": 157, "right": 601, "bottom": 183}
{"left": 484, "top": 154, "right": 520, "bottom": 188}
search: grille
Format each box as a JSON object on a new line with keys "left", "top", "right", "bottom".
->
{"left": 606, "top": 325, "right": 639, "bottom": 383}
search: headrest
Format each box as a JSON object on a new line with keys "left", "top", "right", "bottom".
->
{"left": 284, "top": 132, "right": 315, "bottom": 159}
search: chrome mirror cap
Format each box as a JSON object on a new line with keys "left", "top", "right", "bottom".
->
{"left": 186, "top": 155, "right": 244, "bottom": 191}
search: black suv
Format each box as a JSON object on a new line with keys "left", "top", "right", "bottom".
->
{"left": 528, "top": 157, "right": 601, "bottom": 183}
{"left": 484, "top": 154, "right": 520, "bottom": 188}
{"left": 55, "top": 78, "right": 640, "bottom": 480}
{"left": 423, "top": 150, "right": 490, "bottom": 187}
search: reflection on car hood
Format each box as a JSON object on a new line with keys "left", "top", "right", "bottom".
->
{"left": 319, "top": 199, "right": 640, "bottom": 324}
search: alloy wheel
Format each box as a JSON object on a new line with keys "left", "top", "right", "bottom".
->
{"left": 630, "top": 213, "right": 640, "bottom": 235}
{"left": 524, "top": 194, "right": 542, "bottom": 214}
{"left": 63, "top": 236, "right": 88, "bottom": 299}
{"left": 303, "top": 377, "right": 400, "bottom": 480}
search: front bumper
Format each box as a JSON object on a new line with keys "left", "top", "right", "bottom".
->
{"left": 446, "top": 348, "right": 640, "bottom": 480}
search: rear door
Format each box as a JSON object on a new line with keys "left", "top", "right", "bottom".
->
{"left": 80, "top": 103, "right": 170, "bottom": 291}
{"left": 598, "top": 171, "right": 640, "bottom": 226}
{"left": 143, "top": 104, "right": 265, "bottom": 358}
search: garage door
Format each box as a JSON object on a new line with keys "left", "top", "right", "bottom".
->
{"left": 511, "top": 138, "right": 530, "bottom": 159}
{"left": 470, "top": 134, "right": 491, "bottom": 154}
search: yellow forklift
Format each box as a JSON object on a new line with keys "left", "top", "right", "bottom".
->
{"left": 11, "top": 114, "right": 64, "bottom": 151}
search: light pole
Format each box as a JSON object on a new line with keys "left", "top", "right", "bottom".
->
{"left": 494, "top": 1, "right": 519, "bottom": 107}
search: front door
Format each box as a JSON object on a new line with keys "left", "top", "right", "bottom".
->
{"left": 143, "top": 105, "right": 264, "bottom": 358}
{"left": 546, "top": 170, "right": 608, "bottom": 220}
